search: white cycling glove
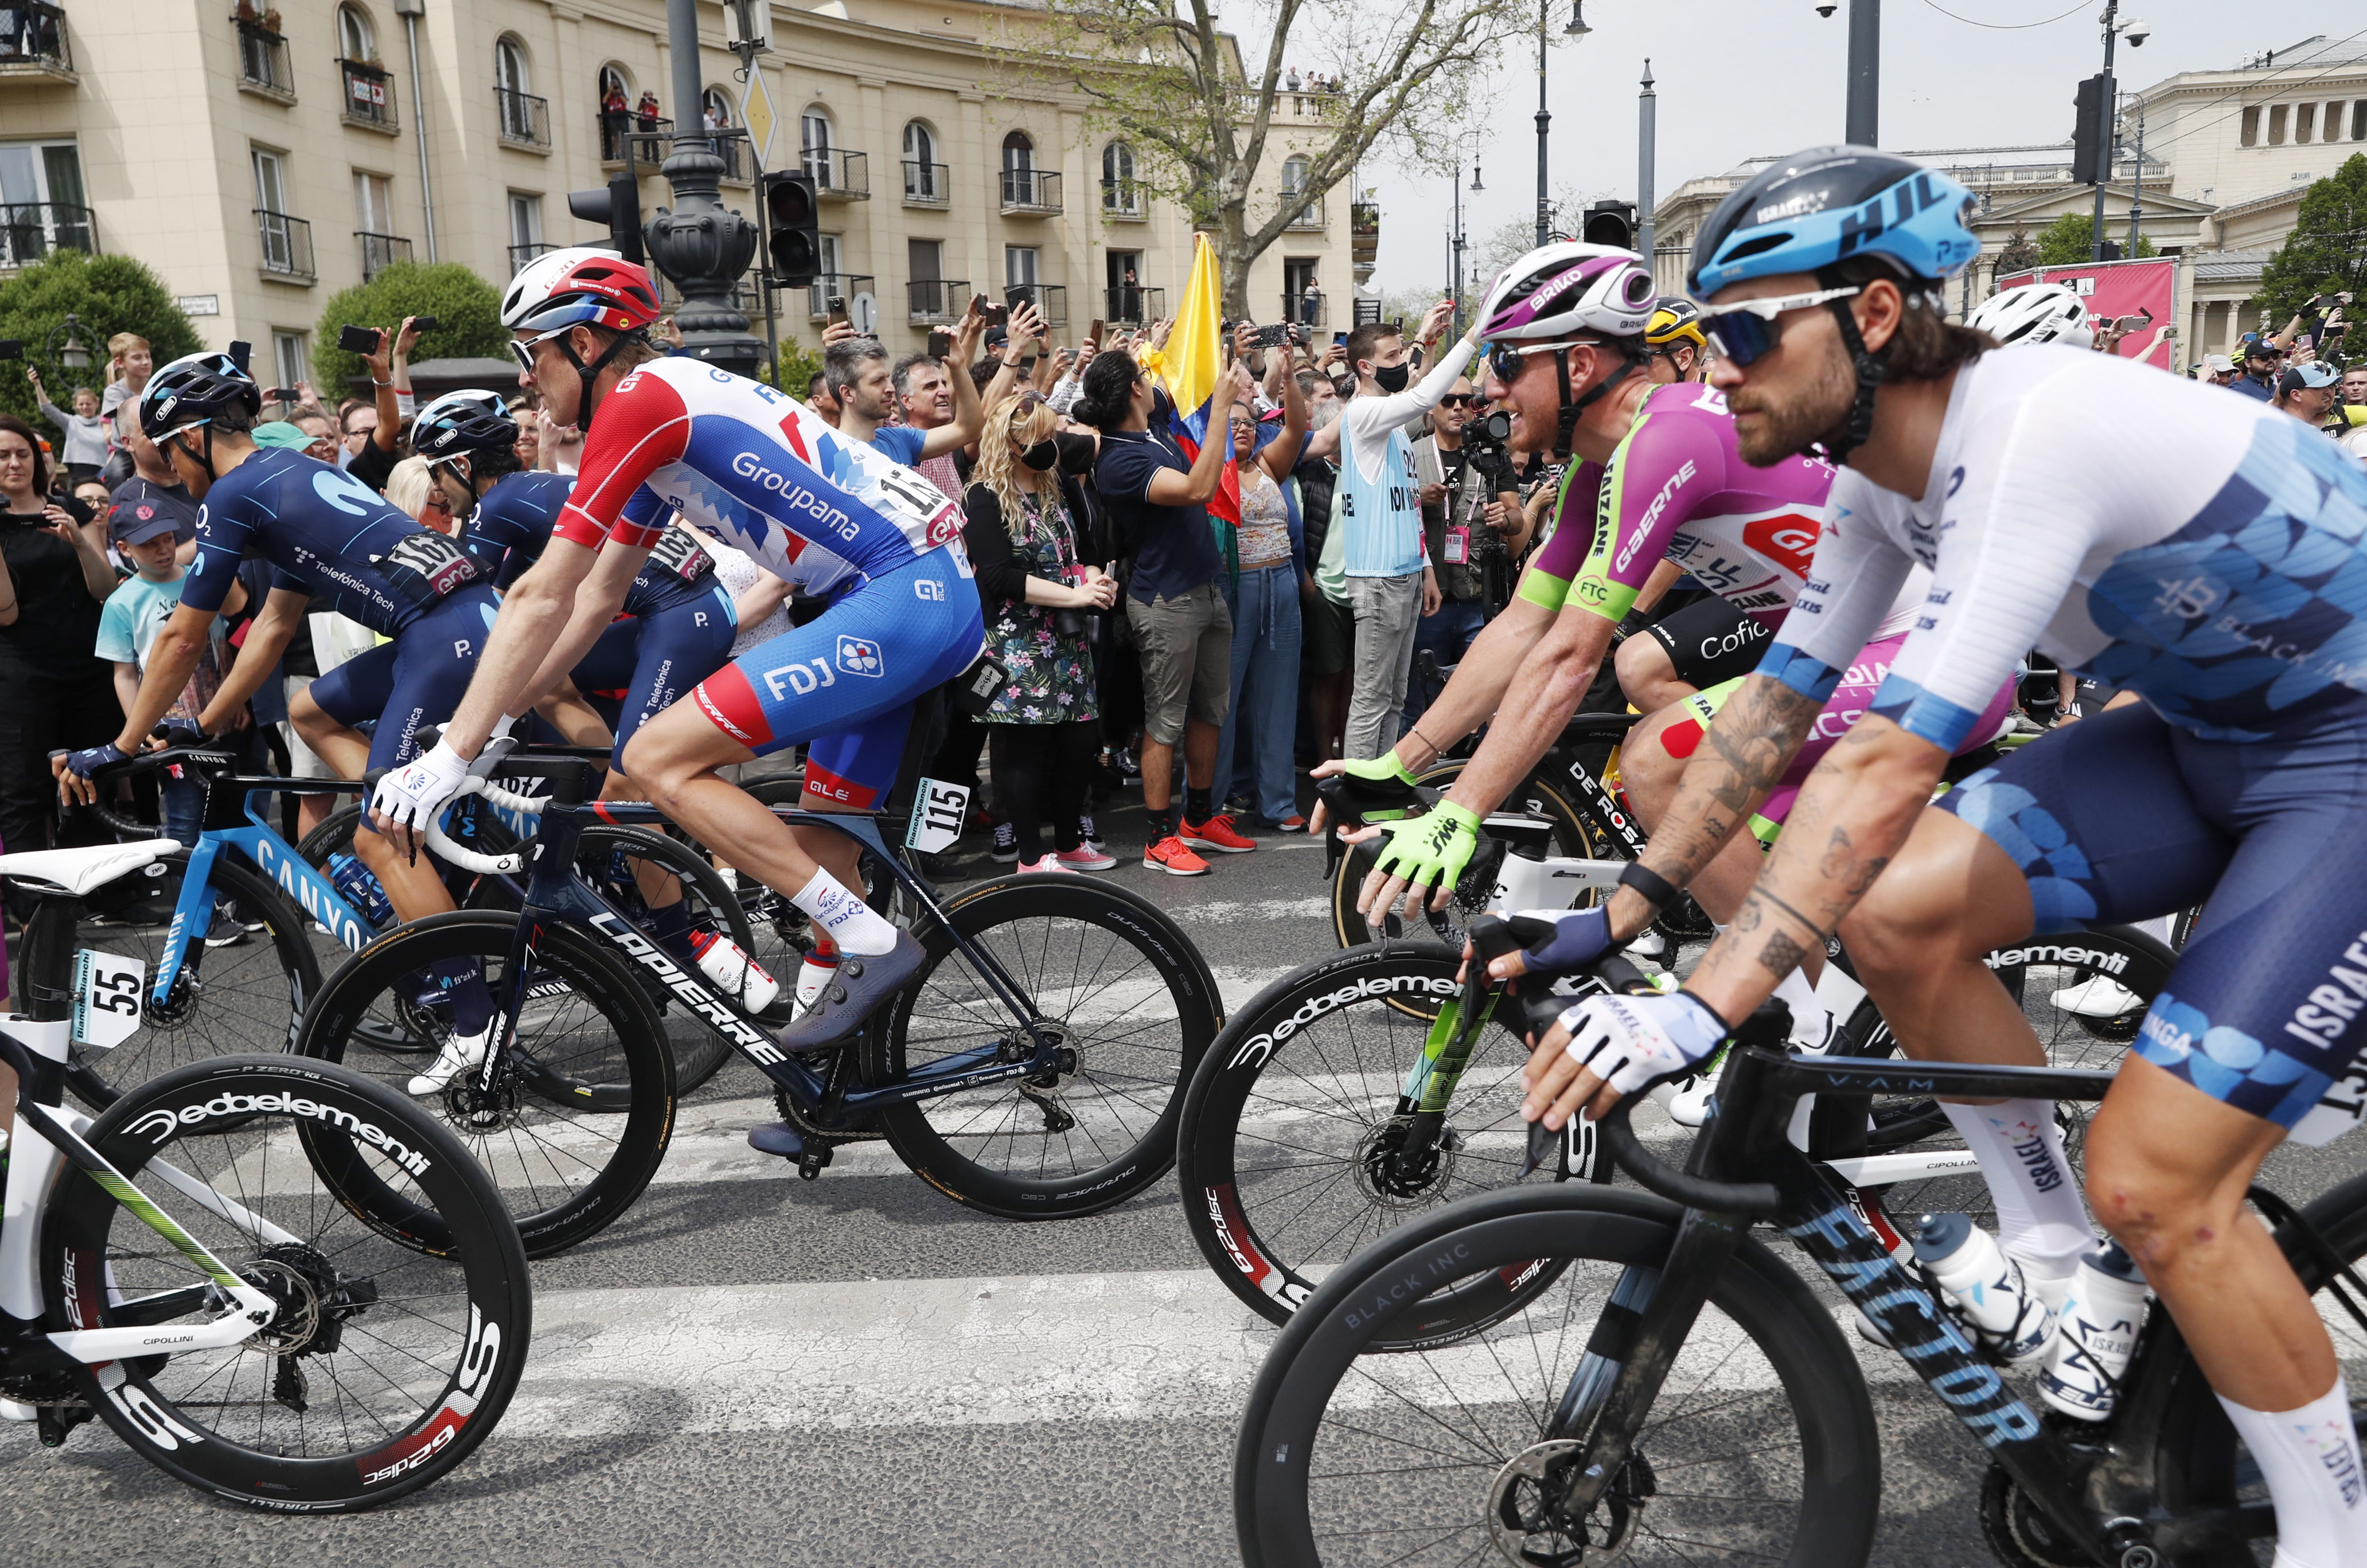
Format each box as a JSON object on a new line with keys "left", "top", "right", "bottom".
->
{"left": 372, "top": 740, "right": 471, "bottom": 836}
{"left": 1554, "top": 990, "right": 1730, "bottom": 1097}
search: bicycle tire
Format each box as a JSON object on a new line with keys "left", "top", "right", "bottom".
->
{"left": 1177, "top": 942, "right": 1594, "bottom": 1345}
{"left": 862, "top": 875, "right": 1218, "bottom": 1218}
{"left": 37, "top": 853, "right": 321, "bottom": 1113}
{"left": 1329, "top": 761, "right": 1594, "bottom": 953}
{"left": 1233, "top": 1184, "right": 1881, "bottom": 1567}
{"left": 293, "top": 910, "right": 677, "bottom": 1258}
{"left": 40, "top": 1054, "right": 532, "bottom": 1512}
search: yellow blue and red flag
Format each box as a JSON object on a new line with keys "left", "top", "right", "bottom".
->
{"left": 1141, "top": 232, "right": 1239, "bottom": 525}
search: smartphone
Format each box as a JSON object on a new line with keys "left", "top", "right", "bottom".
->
{"left": 926, "top": 328, "right": 953, "bottom": 358}
{"left": 1331, "top": 330, "right": 1347, "bottom": 348}
{"left": 1087, "top": 318, "right": 1105, "bottom": 346}
{"left": 826, "top": 295, "right": 849, "bottom": 327}
{"left": 1250, "top": 323, "right": 1291, "bottom": 349}
{"left": 265, "top": 387, "right": 299, "bottom": 404}
{"left": 337, "top": 324, "right": 380, "bottom": 355}
{"left": 2116, "top": 314, "right": 2150, "bottom": 334}
{"left": 971, "top": 293, "right": 1008, "bottom": 326}
{"left": 410, "top": 315, "right": 438, "bottom": 333}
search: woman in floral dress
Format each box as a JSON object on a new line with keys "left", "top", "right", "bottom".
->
{"left": 960, "top": 392, "right": 1120, "bottom": 872}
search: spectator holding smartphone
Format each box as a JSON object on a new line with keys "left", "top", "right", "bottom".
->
{"left": 27, "top": 367, "right": 107, "bottom": 489}
{"left": 346, "top": 317, "right": 424, "bottom": 491}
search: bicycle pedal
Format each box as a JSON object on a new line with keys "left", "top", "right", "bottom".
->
{"left": 797, "top": 1147, "right": 833, "bottom": 1180}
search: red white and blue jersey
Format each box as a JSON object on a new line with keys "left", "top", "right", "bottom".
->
{"left": 554, "top": 357, "right": 969, "bottom": 598}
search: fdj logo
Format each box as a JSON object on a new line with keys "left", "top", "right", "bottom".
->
{"left": 836, "top": 636, "right": 885, "bottom": 677}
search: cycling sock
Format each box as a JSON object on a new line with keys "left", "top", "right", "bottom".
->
{"left": 2216, "top": 1376, "right": 2366, "bottom": 1568}
{"left": 1147, "top": 809, "right": 1177, "bottom": 842}
{"left": 794, "top": 936, "right": 840, "bottom": 1014}
{"left": 432, "top": 959, "right": 497, "bottom": 1038}
{"left": 790, "top": 869, "right": 896, "bottom": 957}
{"left": 648, "top": 898, "right": 696, "bottom": 966}
{"left": 1185, "top": 785, "right": 1214, "bottom": 824}
{"left": 1940, "top": 1098, "right": 2093, "bottom": 1278}
{"left": 1770, "top": 967, "right": 1832, "bottom": 1050}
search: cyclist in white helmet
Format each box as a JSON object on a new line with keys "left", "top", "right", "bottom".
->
{"left": 1968, "top": 281, "right": 2094, "bottom": 350}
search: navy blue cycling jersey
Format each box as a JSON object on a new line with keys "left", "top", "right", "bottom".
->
{"left": 182, "top": 447, "right": 471, "bottom": 637}
{"left": 462, "top": 471, "right": 715, "bottom": 617}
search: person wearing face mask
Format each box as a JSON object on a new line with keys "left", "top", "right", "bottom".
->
{"left": 961, "top": 392, "right": 1118, "bottom": 873}
{"left": 1300, "top": 299, "right": 1477, "bottom": 759}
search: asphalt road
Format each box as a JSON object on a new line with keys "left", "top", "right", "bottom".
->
{"left": 5, "top": 787, "right": 2361, "bottom": 1566}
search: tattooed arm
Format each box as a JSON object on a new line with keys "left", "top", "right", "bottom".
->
{"left": 1679, "top": 712, "right": 1948, "bottom": 1024}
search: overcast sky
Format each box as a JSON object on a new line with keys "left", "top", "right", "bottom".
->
{"left": 1355, "top": 1, "right": 2361, "bottom": 298}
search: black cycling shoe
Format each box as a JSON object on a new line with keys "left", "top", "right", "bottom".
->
{"left": 774, "top": 930, "right": 925, "bottom": 1053}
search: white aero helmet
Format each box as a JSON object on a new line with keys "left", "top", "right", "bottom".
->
{"left": 1968, "top": 282, "right": 2093, "bottom": 350}
{"left": 1477, "top": 241, "right": 1657, "bottom": 343}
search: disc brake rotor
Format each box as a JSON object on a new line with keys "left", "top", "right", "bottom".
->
{"left": 1485, "top": 1437, "right": 1651, "bottom": 1566}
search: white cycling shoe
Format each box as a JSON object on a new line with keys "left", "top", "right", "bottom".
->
{"left": 2048, "top": 975, "right": 2145, "bottom": 1018}
{"left": 408, "top": 1023, "right": 495, "bottom": 1097}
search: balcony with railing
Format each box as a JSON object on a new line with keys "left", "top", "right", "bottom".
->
{"left": 496, "top": 87, "right": 550, "bottom": 150}
{"left": 1284, "top": 291, "right": 1325, "bottom": 327}
{"left": 340, "top": 58, "right": 396, "bottom": 131}
{"left": 1282, "top": 192, "right": 1325, "bottom": 231}
{"left": 907, "top": 279, "right": 968, "bottom": 323}
{"left": 806, "top": 273, "right": 875, "bottom": 319}
{"left": 235, "top": 17, "right": 295, "bottom": 101}
{"left": 999, "top": 169, "right": 1062, "bottom": 216}
{"left": 1351, "top": 200, "right": 1379, "bottom": 267}
{"left": 1103, "top": 285, "right": 1164, "bottom": 325}
{"left": 802, "top": 147, "right": 869, "bottom": 199}
{"left": 0, "top": 2, "right": 75, "bottom": 79}
{"left": 356, "top": 231, "right": 412, "bottom": 279}
{"left": 600, "top": 112, "right": 672, "bottom": 165}
{"left": 1100, "top": 178, "right": 1145, "bottom": 220}
{"left": 902, "top": 161, "right": 949, "bottom": 207}
{"left": 1005, "top": 283, "right": 1067, "bottom": 328}
{"left": 713, "top": 137, "right": 749, "bottom": 184}
{"left": 507, "top": 240, "right": 553, "bottom": 276}
{"left": 255, "top": 209, "right": 314, "bottom": 282}
{"left": 0, "top": 202, "right": 93, "bottom": 270}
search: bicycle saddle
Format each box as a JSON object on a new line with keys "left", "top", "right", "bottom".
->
{"left": 0, "top": 839, "right": 183, "bottom": 896}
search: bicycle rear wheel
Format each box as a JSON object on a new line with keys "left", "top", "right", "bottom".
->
{"left": 863, "top": 876, "right": 1218, "bottom": 1218}
{"left": 1234, "top": 1185, "right": 1880, "bottom": 1567}
{"left": 294, "top": 911, "right": 677, "bottom": 1257}
{"left": 1179, "top": 943, "right": 1591, "bottom": 1345}
{"left": 40, "top": 1055, "right": 531, "bottom": 1512}
{"left": 33, "top": 855, "right": 321, "bottom": 1112}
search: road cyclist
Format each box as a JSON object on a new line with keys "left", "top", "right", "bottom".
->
{"left": 1523, "top": 144, "right": 2367, "bottom": 1565}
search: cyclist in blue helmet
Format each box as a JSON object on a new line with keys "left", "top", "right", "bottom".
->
{"left": 1514, "top": 145, "right": 2367, "bottom": 1558}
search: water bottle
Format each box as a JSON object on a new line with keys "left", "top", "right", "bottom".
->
{"left": 2039, "top": 1241, "right": 2150, "bottom": 1421}
{"left": 326, "top": 853, "right": 393, "bottom": 929}
{"left": 1914, "top": 1212, "right": 2054, "bottom": 1366}
{"left": 690, "top": 931, "right": 779, "bottom": 1011}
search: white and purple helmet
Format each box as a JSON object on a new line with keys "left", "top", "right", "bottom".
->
{"left": 1478, "top": 242, "right": 1657, "bottom": 344}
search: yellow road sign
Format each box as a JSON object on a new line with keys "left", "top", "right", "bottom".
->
{"left": 741, "top": 69, "right": 775, "bottom": 171}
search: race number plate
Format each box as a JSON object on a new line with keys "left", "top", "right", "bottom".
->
{"left": 905, "top": 777, "right": 971, "bottom": 855}
{"left": 72, "top": 950, "right": 145, "bottom": 1049}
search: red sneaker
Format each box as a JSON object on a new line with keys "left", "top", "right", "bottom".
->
{"left": 1180, "top": 813, "right": 1257, "bottom": 853}
{"left": 1142, "top": 836, "right": 1211, "bottom": 876}
{"left": 1273, "top": 814, "right": 1308, "bottom": 832}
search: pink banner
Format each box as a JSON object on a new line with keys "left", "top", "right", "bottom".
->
{"left": 1995, "top": 256, "right": 2178, "bottom": 370}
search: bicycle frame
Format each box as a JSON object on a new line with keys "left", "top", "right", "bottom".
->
{"left": 1575, "top": 1042, "right": 2272, "bottom": 1562}
{"left": 151, "top": 784, "right": 377, "bottom": 1007}
{"left": 474, "top": 762, "right": 1063, "bottom": 1120}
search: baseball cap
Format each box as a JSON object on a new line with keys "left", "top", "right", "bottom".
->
{"left": 108, "top": 500, "right": 181, "bottom": 547}
{"left": 2241, "top": 333, "right": 2283, "bottom": 358}
{"left": 250, "top": 420, "right": 315, "bottom": 450}
{"left": 2282, "top": 361, "right": 2341, "bottom": 392}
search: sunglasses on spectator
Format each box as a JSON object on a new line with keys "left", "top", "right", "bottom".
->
{"left": 1437, "top": 393, "right": 1477, "bottom": 408}
{"left": 1697, "top": 286, "right": 1862, "bottom": 368}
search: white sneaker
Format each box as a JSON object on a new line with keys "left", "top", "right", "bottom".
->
{"left": 408, "top": 1024, "right": 495, "bottom": 1096}
{"left": 1666, "top": 1075, "right": 1714, "bottom": 1129}
{"left": 2048, "top": 975, "right": 2144, "bottom": 1017}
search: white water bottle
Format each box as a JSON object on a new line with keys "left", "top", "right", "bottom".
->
{"left": 691, "top": 931, "right": 780, "bottom": 1011}
{"left": 1913, "top": 1212, "right": 2054, "bottom": 1366}
{"left": 2038, "top": 1241, "right": 2150, "bottom": 1421}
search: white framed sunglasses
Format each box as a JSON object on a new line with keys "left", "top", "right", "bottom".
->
{"left": 1697, "top": 286, "right": 1862, "bottom": 367}
{"left": 507, "top": 327, "right": 572, "bottom": 372}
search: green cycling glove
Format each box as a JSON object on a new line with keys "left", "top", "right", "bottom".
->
{"left": 1340, "top": 750, "right": 1420, "bottom": 789}
{"left": 1370, "top": 799, "right": 1483, "bottom": 896}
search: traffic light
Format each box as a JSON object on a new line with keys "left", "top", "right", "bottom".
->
{"left": 763, "top": 170, "right": 820, "bottom": 289}
{"left": 568, "top": 172, "right": 645, "bottom": 265}
{"left": 1582, "top": 200, "right": 1637, "bottom": 251}
{"left": 2072, "top": 73, "right": 2109, "bottom": 185}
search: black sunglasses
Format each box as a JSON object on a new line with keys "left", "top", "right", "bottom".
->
{"left": 1437, "top": 394, "right": 1477, "bottom": 408}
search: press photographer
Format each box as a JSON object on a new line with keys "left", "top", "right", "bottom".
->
{"left": 1407, "top": 377, "right": 1526, "bottom": 724}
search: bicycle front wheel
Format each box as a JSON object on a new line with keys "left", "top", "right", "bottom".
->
{"left": 41, "top": 1054, "right": 531, "bottom": 1512}
{"left": 863, "top": 876, "right": 1219, "bottom": 1218}
{"left": 1234, "top": 1185, "right": 1881, "bottom": 1567}
{"left": 294, "top": 911, "right": 677, "bottom": 1257}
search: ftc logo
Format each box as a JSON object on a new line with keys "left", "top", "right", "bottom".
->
{"left": 836, "top": 635, "right": 885, "bottom": 677}
{"left": 914, "top": 578, "right": 946, "bottom": 602}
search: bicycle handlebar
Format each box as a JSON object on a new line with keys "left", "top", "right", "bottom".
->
{"left": 1594, "top": 1004, "right": 1792, "bottom": 1217}
{"left": 52, "top": 742, "right": 244, "bottom": 841}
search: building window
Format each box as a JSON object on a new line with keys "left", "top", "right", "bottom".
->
{"left": 337, "top": 4, "right": 376, "bottom": 63}
{"left": 0, "top": 139, "right": 92, "bottom": 267}
{"left": 903, "top": 120, "right": 942, "bottom": 201}
{"left": 2270, "top": 104, "right": 2289, "bottom": 145}
{"left": 2242, "top": 106, "right": 2260, "bottom": 146}
{"left": 1101, "top": 139, "right": 1140, "bottom": 213}
{"left": 703, "top": 88, "right": 743, "bottom": 180}
{"left": 353, "top": 171, "right": 392, "bottom": 233}
{"left": 1280, "top": 155, "right": 1309, "bottom": 198}
{"left": 272, "top": 331, "right": 307, "bottom": 393}
{"left": 507, "top": 192, "right": 545, "bottom": 274}
{"left": 495, "top": 36, "right": 546, "bottom": 146}
{"left": 496, "top": 36, "right": 530, "bottom": 97}
{"left": 818, "top": 233, "right": 842, "bottom": 280}
{"left": 2299, "top": 103, "right": 2317, "bottom": 143}
{"left": 599, "top": 64, "right": 635, "bottom": 162}
{"left": 1006, "top": 245, "right": 1039, "bottom": 287}
{"left": 2356, "top": 102, "right": 2367, "bottom": 142}
{"left": 801, "top": 106, "right": 834, "bottom": 187}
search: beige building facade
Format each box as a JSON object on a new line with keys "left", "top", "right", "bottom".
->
{"left": 0, "top": 0, "right": 1365, "bottom": 384}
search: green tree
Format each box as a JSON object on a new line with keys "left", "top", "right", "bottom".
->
{"left": 0, "top": 249, "right": 200, "bottom": 423}
{"left": 311, "top": 261, "right": 506, "bottom": 396}
{"left": 2257, "top": 152, "right": 2367, "bottom": 322}
{"left": 761, "top": 340, "right": 825, "bottom": 400}
{"left": 2032, "top": 212, "right": 2157, "bottom": 267}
